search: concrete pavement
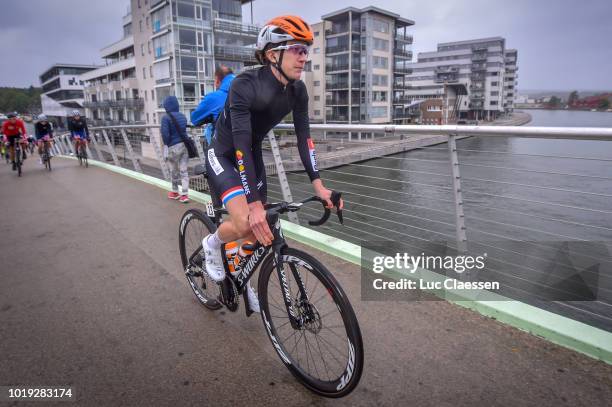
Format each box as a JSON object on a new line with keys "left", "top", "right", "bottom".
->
{"left": 0, "top": 157, "right": 610, "bottom": 406}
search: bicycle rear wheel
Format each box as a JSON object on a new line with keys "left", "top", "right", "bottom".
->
{"left": 258, "top": 248, "right": 363, "bottom": 397}
{"left": 178, "top": 209, "right": 222, "bottom": 310}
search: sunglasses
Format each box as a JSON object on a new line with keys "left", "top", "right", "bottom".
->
{"left": 270, "top": 44, "right": 310, "bottom": 56}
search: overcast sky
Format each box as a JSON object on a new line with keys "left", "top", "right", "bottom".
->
{"left": 1, "top": 0, "right": 611, "bottom": 92}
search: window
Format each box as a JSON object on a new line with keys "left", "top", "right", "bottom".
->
{"left": 197, "top": 31, "right": 203, "bottom": 47}
{"left": 314, "top": 110, "right": 321, "bottom": 116}
{"left": 372, "top": 18, "right": 389, "bottom": 33}
{"left": 491, "top": 81, "right": 499, "bottom": 86}
{"left": 373, "top": 56, "right": 388, "bottom": 69}
{"left": 141, "top": 44, "right": 145, "bottom": 56}
{"left": 144, "top": 90, "right": 148, "bottom": 101}
{"left": 146, "top": 16, "right": 149, "bottom": 28}
{"left": 314, "top": 64, "right": 320, "bottom": 70}
{"left": 314, "top": 31, "right": 319, "bottom": 37}
{"left": 373, "top": 38, "right": 389, "bottom": 51}
{"left": 370, "top": 106, "right": 387, "bottom": 118}
{"left": 183, "top": 83, "right": 196, "bottom": 102}
{"left": 196, "top": 5, "right": 202, "bottom": 19}
{"left": 138, "top": 0, "right": 141, "bottom": 8}
{"left": 149, "top": 66, "right": 153, "bottom": 78}
{"left": 490, "top": 91, "right": 499, "bottom": 96}
{"left": 146, "top": 113, "right": 150, "bottom": 123}
{"left": 177, "top": 2, "right": 195, "bottom": 19}
{"left": 148, "top": 41, "right": 151, "bottom": 54}
{"left": 180, "top": 56, "right": 197, "bottom": 74}
{"left": 490, "top": 101, "right": 498, "bottom": 105}
{"left": 314, "top": 81, "right": 320, "bottom": 86}
{"left": 200, "top": 83, "right": 206, "bottom": 97}
{"left": 142, "top": 67, "right": 146, "bottom": 79}
{"left": 179, "top": 28, "right": 196, "bottom": 45}
{"left": 313, "top": 48, "right": 320, "bottom": 54}
{"left": 372, "top": 74, "right": 388, "bottom": 86}
{"left": 314, "top": 95, "right": 320, "bottom": 101}
{"left": 372, "top": 91, "right": 387, "bottom": 102}
{"left": 139, "top": 20, "right": 143, "bottom": 32}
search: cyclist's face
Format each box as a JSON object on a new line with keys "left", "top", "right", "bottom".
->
{"left": 270, "top": 41, "right": 309, "bottom": 81}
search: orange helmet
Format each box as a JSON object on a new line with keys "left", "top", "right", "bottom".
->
{"left": 256, "top": 15, "right": 313, "bottom": 50}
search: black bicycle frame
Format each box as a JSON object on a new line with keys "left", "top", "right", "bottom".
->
{"left": 219, "top": 212, "right": 304, "bottom": 328}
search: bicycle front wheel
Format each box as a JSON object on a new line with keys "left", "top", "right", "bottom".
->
{"left": 178, "top": 209, "right": 222, "bottom": 310}
{"left": 258, "top": 248, "right": 364, "bottom": 397}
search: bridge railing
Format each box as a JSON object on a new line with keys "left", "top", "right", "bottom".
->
{"left": 52, "top": 123, "right": 612, "bottom": 330}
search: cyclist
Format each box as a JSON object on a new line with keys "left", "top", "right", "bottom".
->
{"left": 35, "top": 114, "right": 54, "bottom": 165}
{"left": 68, "top": 110, "right": 89, "bottom": 156}
{"left": 1, "top": 112, "right": 28, "bottom": 171}
{"left": 201, "top": 15, "right": 343, "bottom": 312}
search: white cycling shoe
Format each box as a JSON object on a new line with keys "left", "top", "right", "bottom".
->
{"left": 202, "top": 235, "right": 225, "bottom": 282}
{"left": 246, "top": 283, "right": 260, "bottom": 313}
{"left": 201, "top": 235, "right": 260, "bottom": 313}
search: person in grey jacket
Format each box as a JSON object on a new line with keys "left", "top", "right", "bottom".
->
{"left": 161, "top": 95, "right": 190, "bottom": 203}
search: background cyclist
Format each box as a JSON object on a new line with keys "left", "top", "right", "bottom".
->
{"left": 1, "top": 112, "right": 28, "bottom": 171}
{"left": 35, "top": 114, "right": 54, "bottom": 165}
{"left": 68, "top": 110, "right": 89, "bottom": 156}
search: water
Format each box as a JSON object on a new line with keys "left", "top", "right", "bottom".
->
{"left": 269, "top": 109, "right": 612, "bottom": 331}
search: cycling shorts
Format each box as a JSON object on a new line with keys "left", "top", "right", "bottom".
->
{"left": 36, "top": 134, "right": 52, "bottom": 141}
{"left": 6, "top": 135, "right": 21, "bottom": 147}
{"left": 72, "top": 131, "right": 89, "bottom": 140}
{"left": 205, "top": 147, "right": 267, "bottom": 208}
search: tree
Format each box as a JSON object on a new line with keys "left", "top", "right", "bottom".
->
{"left": 599, "top": 98, "right": 610, "bottom": 110}
{"left": 567, "top": 91, "right": 579, "bottom": 107}
{"left": 547, "top": 96, "right": 562, "bottom": 108}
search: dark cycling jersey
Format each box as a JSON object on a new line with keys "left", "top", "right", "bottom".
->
{"left": 35, "top": 122, "right": 53, "bottom": 139}
{"left": 68, "top": 117, "right": 89, "bottom": 138}
{"left": 209, "top": 64, "right": 319, "bottom": 204}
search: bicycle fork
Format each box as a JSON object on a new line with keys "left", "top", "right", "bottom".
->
{"left": 269, "top": 214, "right": 310, "bottom": 330}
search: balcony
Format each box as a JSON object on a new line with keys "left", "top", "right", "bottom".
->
{"left": 470, "top": 84, "right": 484, "bottom": 91}
{"left": 470, "top": 93, "right": 484, "bottom": 100}
{"left": 394, "top": 49, "right": 412, "bottom": 59}
{"left": 472, "top": 53, "right": 487, "bottom": 62}
{"left": 394, "top": 67, "right": 412, "bottom": 74}
{"left": 325, "top": 24, "right": 349, "bottom": 36}
{"left": 156, "top": 77, "right": 174, "bottom": 85}
{"left": 472, "top": 45, "right": 488, "bottom": 52}
{"left": 470, "top": 73, "right": 485, "bottom": 81}
{"left": 214, "top": 45, "right": 257, "bottom": 62}
{"left": 326, "top": 45, "right": 350, "bottom": 54}
{"left": 326, "top": 114, "right": 349, "bottom": 122}
{"left": 326, "top": 97, "right": 349, "bottom": 105}
{"left": 326, "top": 63, "right": 349, "bottom": 72}
{"left": 326, "top": 81, "right": 350, "bottom": 90}
{"left": 213, "top": 18, "right": 259, "bottom": 38}
{"left": 393, "top": 97, "right": 412, "bottom": 104}
{"left": 469, "top": 102, "right": 484, "bottom": 109}
{"left": 471, "top": 63, "right": 486, "bottom": 71}
{"left": 394, "top": 83, "right": 412, "bottom": 89}
{"left": 395, "top": 34, "right": 413, "bottom": 44}
{"left": 434, "top": 75, "right": 459, "bottom": 84}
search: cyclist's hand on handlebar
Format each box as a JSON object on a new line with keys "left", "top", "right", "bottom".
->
{"left": 248, "top": 201, "right": 274, "bottom": 246}
{"left": 313, "top": 181, "right": 344, "bottom": 210}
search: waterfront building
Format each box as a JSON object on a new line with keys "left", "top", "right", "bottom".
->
{"left": 39, "top": 64, "right": 99, "bottom": 128}
{"left": 403, "top": 37, "right": 519, "bottom": 121}
{"left": 303, "top": 6, "right": 415, "bottom": 124}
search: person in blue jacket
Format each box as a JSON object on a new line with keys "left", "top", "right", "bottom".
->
{"left": 190, "top": 65, "right": 235, "bottom": 144}
{"left": 161, "top": 95, "right": 190, "bottom": 203}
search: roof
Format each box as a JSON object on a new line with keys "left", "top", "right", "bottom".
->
{"left": 322, "top": 6, "right": 414, "bottom": 26}
{"left": 40, "top": 63, "right": 100, "bottom": 76}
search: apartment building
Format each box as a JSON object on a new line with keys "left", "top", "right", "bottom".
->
{"left": 39, "top": 64, "right": 98, "bottom": 128}
{"left": 81, "top": 10, "right": 142, "bottom": 126}
{"left": 131, "top": 0, "right": 257, "bottom": 125}
{"left": 403, "top": 37, "right": 519, "bottom": 121}
{"left": 304, "top": 6, "right": 415, "bottom": 124}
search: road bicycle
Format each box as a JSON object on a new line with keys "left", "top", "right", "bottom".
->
{"left": 178, "top": 164, "right": 363, "bottom": 397}
{"left": 40, "top": 136, "right": 52, "bottom": 171}
{"left": 76, "top": 139, "right": 88, "bottom": 168}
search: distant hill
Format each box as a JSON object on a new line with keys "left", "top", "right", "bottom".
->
{"left": 518, "top": 89, "right": 612, "bottom": 99}
{"left": 0, "top": 86, "right": 42, "bottom": 114}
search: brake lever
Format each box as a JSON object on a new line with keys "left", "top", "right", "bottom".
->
{"left": 330, "top": 191, "right": 343, "bottom": 225}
